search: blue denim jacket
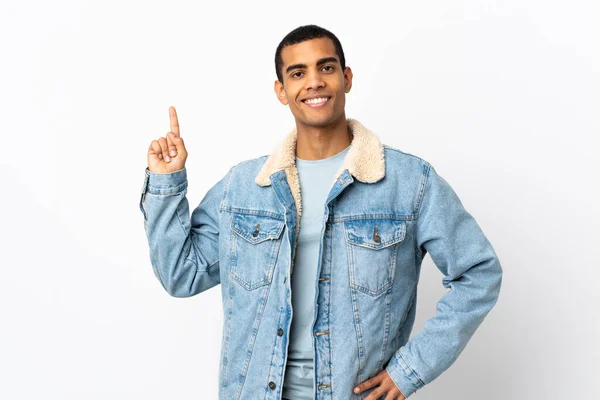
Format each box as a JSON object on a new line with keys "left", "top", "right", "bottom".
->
{"left": 139, "top": 119, "right": 502, "bottom": 399}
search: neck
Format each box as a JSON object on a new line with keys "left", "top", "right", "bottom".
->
{"left": 295, "top": 114, "right": 352, "bottom": 160}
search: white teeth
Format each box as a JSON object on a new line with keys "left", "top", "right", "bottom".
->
{"left": 304, "top": 97, "right": 329, "bottom": 105}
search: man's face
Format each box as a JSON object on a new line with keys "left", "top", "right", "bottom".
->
{"left": 275, "top": 37, "right": 353, "bottom": 129}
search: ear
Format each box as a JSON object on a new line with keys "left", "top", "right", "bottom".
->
{"left": 274, "top": 80, "right": 289, "bottom": 105}
{"left": 343, "top": 66, "right": 353, "bottom": 93}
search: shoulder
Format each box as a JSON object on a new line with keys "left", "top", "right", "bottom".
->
{"left": 232, "top": 153, "right": 270, "bottom": 168}
{"left": 382, "top": 144, "right": 432, "bottom": 173}
{"left": 224, "top": 153, "right": 271, "bottom": 179}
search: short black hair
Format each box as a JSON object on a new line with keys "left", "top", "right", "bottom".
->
{"left": 275, "top": 25, "right": 346, "bottom": 83}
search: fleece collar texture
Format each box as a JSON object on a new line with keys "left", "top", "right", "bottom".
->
{"left": 255, "top": 118, "right": 385, "bottom": 187}
{"left": 253, "top": 118, "right": 386, "bottom": 273}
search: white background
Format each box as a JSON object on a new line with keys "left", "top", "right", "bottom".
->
{"left": 1, "top": 0, "right": 598, "bottom": 398}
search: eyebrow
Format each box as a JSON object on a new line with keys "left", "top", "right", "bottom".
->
{"left": 285, "top": 56, "right": 339, "bottom": 75}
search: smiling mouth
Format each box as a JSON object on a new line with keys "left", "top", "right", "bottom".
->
{"left": 302, "top": 96, "right": 331, "bottom": 108}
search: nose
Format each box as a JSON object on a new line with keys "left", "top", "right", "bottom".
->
{"left": 304, "top": 69, "right": 325, "bottom": 91}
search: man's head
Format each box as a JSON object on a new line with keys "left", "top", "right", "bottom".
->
{"left": 274, "top": 25, "right": 353, "bottom": 129}
{"left": 275, "top": 25, "right": 346, "bottom": 83}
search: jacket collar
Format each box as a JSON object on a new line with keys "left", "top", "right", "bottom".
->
{"left": 254, "top": 118, "right": 385, "bottom": 186}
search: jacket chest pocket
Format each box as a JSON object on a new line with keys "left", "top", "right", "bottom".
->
{"left": 343, "top": 219, "right": 406, "bottom": 297}
{"left": 229, "top": 213, "right": 285, "bottom": 291}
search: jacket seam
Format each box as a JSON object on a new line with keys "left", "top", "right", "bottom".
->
{"left": 146, "top": 176, "right": 188, "bottom": 195}
{"left": 399, "top": 289, "right": 416, "bottom": 325}
{"left": 190, "top": 255, "right": 219, "bottom": 274}
{"left": 415, "top": 162, "right": 431, "bottom": 218}
{"left": 175, "top": 192, "right": 189, "bottom": 238}
{"left": 187, "top": 256, "right": 200, "bottom": 293}
{"left": 382, "top": 145, "right": 428, "bottom": 164}
{"left": 202, "top": 164, "right": 237, "bottom": 276}
{"left": 399, "top": 352, "right": 426, "bottom": 387}
{"left": 221, "top": 206, "right": 285, "bottom": 220}
{"left": 414, "top": 162, "right": 431, "bottom": 259}
{"left": 219, "top": 164, "right": 237, "bottom": 212}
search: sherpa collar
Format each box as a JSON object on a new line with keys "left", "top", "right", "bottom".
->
{"left": 253, "top": 118, "right": 385, "bottom": 275}
{"left": 254, "top": 118, "right": 385, "bottom": 186}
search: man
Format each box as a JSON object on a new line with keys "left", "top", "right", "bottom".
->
{"left": 140, "top": 25, "right": 502, "bottom": 400}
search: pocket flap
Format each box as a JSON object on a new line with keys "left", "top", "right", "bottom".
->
{"left": 232, "top": 213, "right": 285, "bottom": 244}
{"left": 344, "top": 219, "right": 406, "bottom": 250}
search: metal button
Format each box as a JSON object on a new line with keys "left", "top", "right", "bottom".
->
{"left": 252, "top": 223, "right": 260, "bottom": 237}
{"left": 268, "top": 381, "right": 276, "bottom": 390}
{"left": 277, "top": 328, "right": 284, "bottom": 336}
{"left": 373, "top": 227, "right": 381, "bottom": 243}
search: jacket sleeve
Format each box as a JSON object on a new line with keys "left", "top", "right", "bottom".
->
{"left": 139, "top": 165, "right": 233, "bottom": 297}
{"left": 385, "top": 162, "right": 503, "bottom": 398}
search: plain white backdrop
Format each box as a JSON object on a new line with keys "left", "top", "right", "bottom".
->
{"left": 1, "top": 0, "right": 598, "bottom": 398}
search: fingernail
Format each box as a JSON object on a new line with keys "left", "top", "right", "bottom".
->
{"left": 354, "top": 387, "right": 359, "bottom": 393}
{"left": 158, "top": 153, "right": 162, "bottom": 158}
{"left": 170, "top": 150, "right": 176, "bottom": 157}
{"left": 165, "top": 155, "right": 170, "bottom": 162}
{"left": 168, "top": 132, "right": 174, "bottom": 138}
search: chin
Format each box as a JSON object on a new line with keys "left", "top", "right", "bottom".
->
{"left": 302, "top": 120, "right": 333, "bottom": 129}
{"left": 299, "top": 112, "right": 341, "bottom": 128}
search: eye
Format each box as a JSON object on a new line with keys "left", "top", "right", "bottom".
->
{"left": 322, "top": 65, "right": 335, "bottom": 72}
{"left": 291, "top": 71, "right": 304, "bottom": 78}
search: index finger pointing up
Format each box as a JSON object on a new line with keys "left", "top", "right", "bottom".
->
{"left": 169, "top": 106, "right": 180, "bottom": 137}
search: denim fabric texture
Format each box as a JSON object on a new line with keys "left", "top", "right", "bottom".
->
{"left": 139, "top": 119, "right": 503, "bottom": 399}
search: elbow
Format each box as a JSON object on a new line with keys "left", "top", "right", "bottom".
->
{"left": 163, "top": 276, "right": 196, "bottom": 298}
{"left": 164, "top": 284, "right": 195, "bottom": 298}
{"left": 167, "top": 289, "right": 194, "bottom": 298}
{"left": 158, "top": 269, "right": 197, "bottom": 298}
{"left": 466, "top": 252, "right": 503, "bottom": 310}
{"left": 494, "top": 257, "right": 503, "bottom": 301}
{"left": 485, "top": 255, "right": 503, "bottom": 308}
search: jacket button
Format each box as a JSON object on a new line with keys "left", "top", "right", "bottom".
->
{"left": 277, "top": 328, "right": 284, "bottom": 336}
{"left": 252, "top": 223, "right": 260, "bottom": 237}
{"left": 268, "top": 381, "right": 276, "bottom": 390}
{"left": 373, "top": 226, "right": 381, "bottom": 243}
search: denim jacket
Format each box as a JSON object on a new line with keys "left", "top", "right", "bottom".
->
{"left": 139, "top": 119, "right": 503, "bottom": 399}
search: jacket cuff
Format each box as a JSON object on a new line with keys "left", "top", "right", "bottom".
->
{"left": 385, "top": 350, "right": 425, "bottom": 398}
{"left": 141, "top": 167, "right": 187, "bottom": 195}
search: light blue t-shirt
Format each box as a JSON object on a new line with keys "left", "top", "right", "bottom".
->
{"left": 282, "top": 144, "right": 351, "bottom": 400}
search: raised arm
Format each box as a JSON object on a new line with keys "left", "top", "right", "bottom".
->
{"left": 139, "top": 106, "right": 233, "bottom": 297}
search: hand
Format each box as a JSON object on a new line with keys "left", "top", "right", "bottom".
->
{"left": 353, "top": 369, "right": 406, "bottom": 400}
{"left": 147, "top": 106, "right": 188, "bottom": 173}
